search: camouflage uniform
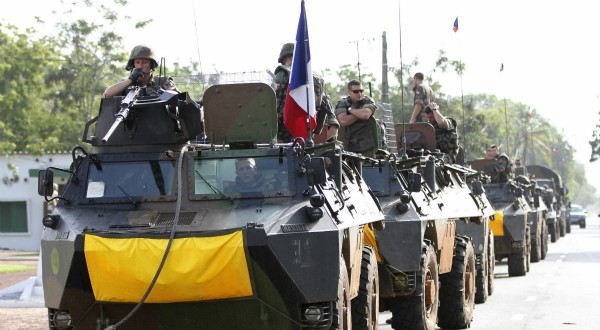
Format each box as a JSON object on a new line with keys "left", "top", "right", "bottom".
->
{"left": 334, "top": 96, "right": 378, "bottom": 156}
{"left": 413, "top": 83, "right": 434, "bottom": 123}
{"left": 430, "top": 117, "right": 460, "bottom": 163}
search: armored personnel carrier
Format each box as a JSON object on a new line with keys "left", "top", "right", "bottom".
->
{"left": 514, "top": 170, "right": 549, "bottom": 263}
{"left": 362, "top": 122, "right": 493, "bottom": 329}
{"left": 37, "top": 82, "right": 385, "bottom": 329}
{"left": 472, "top": 159, "right": 532, "bottom": 277}
{"left": 527, "top": 165, "right": 570, "bottom": 236}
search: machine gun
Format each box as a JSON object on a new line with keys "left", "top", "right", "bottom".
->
{"left": 102, "top": 86, "right": 142, "bottom": 143}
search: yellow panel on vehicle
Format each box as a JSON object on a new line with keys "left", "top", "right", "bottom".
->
{"left": 84, "top": 231, "right": 252, "bottom": 303}
{"left": 490, "top": 211, "right": 505, "bottom": 236}
{"left": 364, "top": 225, "right": 382, "bottom": 262}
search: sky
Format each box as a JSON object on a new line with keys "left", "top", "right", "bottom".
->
{"left": 2, "top": 0, "right": 600, "bottom": 201}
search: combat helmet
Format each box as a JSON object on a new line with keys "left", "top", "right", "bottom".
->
{"left": 278, "top": 43, "right": 295, "bottom": 64}
{"left": 125, "top": 45, "right": 158, "bottom": 71}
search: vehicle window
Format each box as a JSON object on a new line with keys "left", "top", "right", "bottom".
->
{"left": 192, "top": 157, "right": 292, "bottom": 199}
{"left": 86, "top": 161, "right": 175, "bottom": 198}
{"left": 570, "top": 205, "right": 583, "bottom": 212}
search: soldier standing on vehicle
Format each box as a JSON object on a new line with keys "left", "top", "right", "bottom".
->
{"left": 274, "top": 43, "right": 339, "bottom": 142}
{"left": 423, "top": 103, "right": 460, "bottom": 163}
{"left": 335, "top": 80, "right": 378, "bottom": 157}
{"left": 409, "top": 72, "right": 435, "bottom": 123}
{"left": 103, "top": 45, "right": 177, "bottom": 98}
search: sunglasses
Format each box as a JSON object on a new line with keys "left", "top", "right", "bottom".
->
{"left": 350, "top": 89, "right": 364, "bottom": 94}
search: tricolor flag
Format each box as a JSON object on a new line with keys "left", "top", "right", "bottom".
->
{"left": 283, "top": 0, "right": 316, "bottom": 140}
{"left": 453, "top": 17, "right": 459, "bottom": 32}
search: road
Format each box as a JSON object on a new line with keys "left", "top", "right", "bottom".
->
{"left": 379, "top": 215, "right": 600, "bottom": 329}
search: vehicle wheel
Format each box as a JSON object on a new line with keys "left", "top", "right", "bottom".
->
{"left": 438, "top": 236, "right": 475, "bottom": 329}
{"left": 487, "top": 229, "right": 495, "bottom": 296}
{"left": 525, "top": 227, "right": 531, "bottom": 272}
{"left": 559, "top": 219, "right": 566, "bottom": 237}
{"left": 507, "top": 245, "right": 527, "bottom": 277}
{"left": 530, "top": 237, "right": 541, "bottom": 263}
{"left": 332, "top": 257, "right": 351, "bottom": 330}
{"left": 580, "top": 220, "right": 586, "bottom": 229}
{"left": 475, "top": 252, "right": 488, "bottom": 304}
{"left": 390, "top": 242, "right": 438, "bottom": 330}
{"left": 540, "top": 221, "right": 548, "bottom": 260}
{"left": 351, "top": 246, "right": 379, "bottom": 330}
{"left": 566, "top": 219, "right": 571, "bottom": 233}
{"left": 549, "top": 223, "right": 557, "bottom": 243}
{"left": 555, "top": 221, "right": 561, "bottom": 241}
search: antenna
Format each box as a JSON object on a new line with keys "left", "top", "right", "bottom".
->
{"left": 398, "top": 0, "right": 408, "bottom": 160}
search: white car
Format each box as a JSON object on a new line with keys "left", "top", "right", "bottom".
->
{"left": 569, "top": 204, "right": 587, "bottom": 229}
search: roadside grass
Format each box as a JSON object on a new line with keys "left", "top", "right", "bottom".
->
{"left": 0, "top": 264, "right": 35, "bottom": 274}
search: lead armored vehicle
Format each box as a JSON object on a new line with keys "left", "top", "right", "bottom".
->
{"left": 362, "top": 122, "right": 492, "bottom": 329}
{"left": 38, "top": 82, "right": 385, "bottom": 329}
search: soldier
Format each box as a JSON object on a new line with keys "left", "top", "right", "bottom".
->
{"left": 233, "top": 158, "right": 265, "bottom": 192}
{"left": 274, "top": 43, "right": 339, "bottom": 142}
{"left": 409, "top": 72, "right": 435, "bottom": 123}
{"left": 334, "top": 80, "right": 378, "bottom": 157}
{"left": 103, "top": 45, "right": 177, "bottom": 98}
{"left": 423, "top": 102, "right": 460, "bottom": 163}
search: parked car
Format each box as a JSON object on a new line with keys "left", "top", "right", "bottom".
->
{"left": 569, "top": 204, "right": 587, "bottom": 228}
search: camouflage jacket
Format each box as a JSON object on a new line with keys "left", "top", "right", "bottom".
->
{"left": 334, "top": 96, "right": 378, "bottom": 155}
{"left": 413, "top": 83, "right": 434, "bottom": 122}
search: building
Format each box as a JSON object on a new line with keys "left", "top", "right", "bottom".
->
{"left": 0, "top": 152, "right": 72, "bottom": 251}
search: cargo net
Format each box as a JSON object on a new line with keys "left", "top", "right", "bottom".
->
{"left": 171, "top": 70, "right": 276, "bottom": 101}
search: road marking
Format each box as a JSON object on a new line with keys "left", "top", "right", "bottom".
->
{"left": 556, "top": 259, "right": 563, "bottom": 263}
{"left": 526, "top": 296, "right": 537, "bottom": 302}
{"left": 511, "top": 314, "right": 525, "bottom": 321}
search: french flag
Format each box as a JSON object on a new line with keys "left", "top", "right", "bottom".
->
{"left": 283, "top": 0, "right": 316, "bottom": 140}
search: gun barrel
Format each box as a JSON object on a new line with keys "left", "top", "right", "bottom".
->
{"left": 102, "top": 117, "right": 124, "bottom": 143}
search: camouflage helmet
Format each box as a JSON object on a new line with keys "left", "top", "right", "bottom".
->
{"left": 278, "top": 43, "right": 295, "bottom": 64}
{"left": 125, "top": 45, "right": 158, "bottom": 71}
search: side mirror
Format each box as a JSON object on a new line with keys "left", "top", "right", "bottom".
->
{"left": 308, "top": 157, "right": 327, "bottom": 186}
{"left": 38, "top": 170, "right": 54, "bottom": 197}
{"left": 472, "top": 180, "right": 484, "bottom": 196}
{"left": 408, "top": 172, "right": 422, "bottom": 193}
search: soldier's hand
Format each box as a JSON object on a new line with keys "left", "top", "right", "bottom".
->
{"left": 128, "top": 68, "right": 144, "bottom": 85}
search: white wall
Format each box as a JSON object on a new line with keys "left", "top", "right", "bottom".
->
{"left": 0, "top": 153, "right": 72, "bottom": 251}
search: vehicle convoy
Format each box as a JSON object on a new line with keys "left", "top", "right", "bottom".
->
{"left": 362, "top": 122, "right": 493, "bottom": 330}
{"left": 37, "top": 82, "right": 386, "bottom": 329}
{"left": 472, "top": 158, "right": 532, "bottom": 277}
{"left": 526, "top": 165, "right": 570, "bottom": 236}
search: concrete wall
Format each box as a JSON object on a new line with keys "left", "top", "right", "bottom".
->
{"left": 0, "top": 153, "right": 72, "bottom": 251}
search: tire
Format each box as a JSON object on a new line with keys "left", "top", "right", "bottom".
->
{"left": 530, "top": 237, "right": 541, "bottom": 263}
{"left": 351, "top": 246, "right": 379, "bottom": 330}
{"left": 549, "top": 223, "right": 557, "bottom": 243}
{"left": 559, "top": 219, "right": 566, "bottom": 237}
{"left": 475, "top": 252, "right": 488, "bottom": 304}
{"left": 540, "top": 221, "right": 548, "bottom": 260}
{"left": 487, "top": 229, "right": 495, "bottom": 296}
{"left": 438, "top": 236, "right": 476, "bottom": 329}
{"left": 566, "top": 219, "right": 571, "bottom": 233}
{"left": 332, "top": 257, "right": 351, "bottom": 330}
{"left": 507, "top": 245, "right": 527, "bottom": 277}
{"left": 525, "top": 227, "right": 531, "bottom": 273}
{"left": 555, "top": 221, "right": 561, "bottom": 241}
{"left": 580, "top": 220, "right": 586, "bottom": 229}
{"left": 390, "top": 243, "right": 438, "bottom": 330}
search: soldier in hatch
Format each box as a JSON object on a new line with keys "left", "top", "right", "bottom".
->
{"left": 103, "top": 45, "right": 178, "bottom": 98}
{"left": 334, "top": 80, "right": 378, "bottom": 157}
{"left": 422, "top": 102, "right": 461, "bottom": 163}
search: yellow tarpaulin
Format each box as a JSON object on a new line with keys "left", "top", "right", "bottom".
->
{"left": 363, "top": 225, "right": 382, "bottom": 262}
{"left": 490, "top": 210, "right": 505, "bottom": 236}
{"left": 84, "top": 231, "right": 253, "bottom": 303}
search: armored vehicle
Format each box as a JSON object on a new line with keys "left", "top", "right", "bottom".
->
{"left": 362, "top": 122, "right": 493, "bottom": 329}
{"left": 38, "top": 82, "right": 385, "bottom": 329}
{"left": 526, "top": 165, "right": 570, "bottom": 236}
{"left": 472, "top": 159, "right": 532, "bottom": 277}
{"left": 514, "top": 173, "right": 549, "bottom": 262}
